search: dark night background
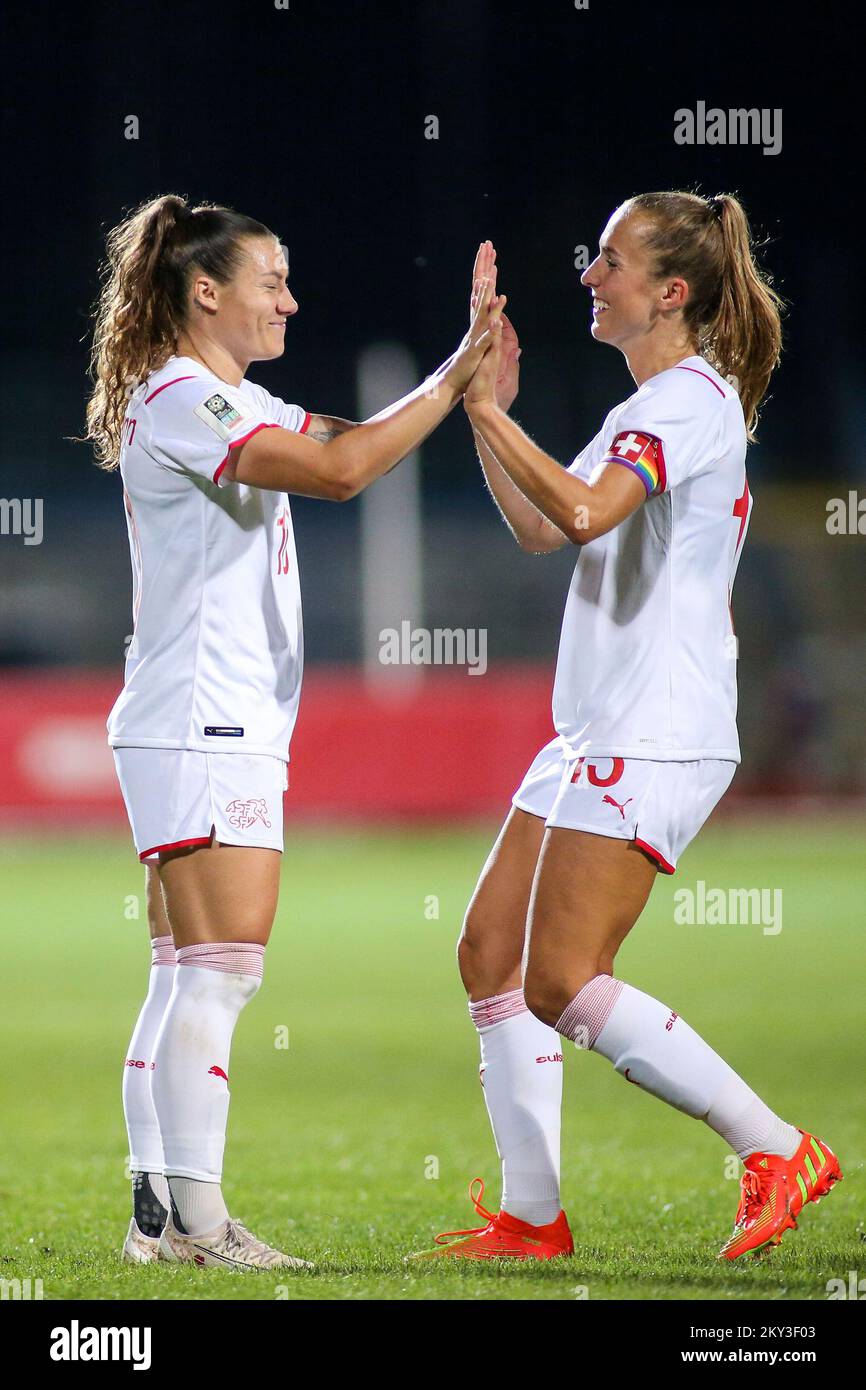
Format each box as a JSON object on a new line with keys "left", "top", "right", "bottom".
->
{"left": 0, "top": 0, "right": 863, "bottom": 792}
{"left": 1, "top": 0, "right": 860, "bottom": 497}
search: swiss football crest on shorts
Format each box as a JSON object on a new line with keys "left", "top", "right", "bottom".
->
{"left": 225, "top": 797, "right": 271, "bottom": 830}
{"left": 604, "top": 430, "right": 666, "bottom": 495}
{"left": 194, "top": 391, "right": 248, "bottom": 440}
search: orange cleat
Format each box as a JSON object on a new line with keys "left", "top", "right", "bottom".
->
{"left": 719, "top": 1129, "right": 842, "bottom": 1261}
{"left": 406, "top": 1178, "right": 574, "bottom": 1262}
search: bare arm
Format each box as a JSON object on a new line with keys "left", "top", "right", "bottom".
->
{"left": 228, "top": 376, "right": 458, "bottom": 501}
{"left": 304, "top": 413, "right": 357, "bottom": 443}
{"left": 467, "top": 398, "right": 647, "bottom": 544}
{"left": 466, "top": 243, "right": 567, "bottom": 552}
{"left": 472, "top": 424, "right": 569, "bottom": 553}
{"left": 227, "top": 280, "right": 501, "bottom": 500}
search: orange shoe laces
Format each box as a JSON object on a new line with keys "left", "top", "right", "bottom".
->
{"left": 735, "top": 1166, "right": 776, "bottom": 1226}
{"left": 433, "top": 1178, "right": 498, "bottom": 1246}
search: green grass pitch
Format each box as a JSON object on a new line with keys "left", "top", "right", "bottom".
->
{"left": 0, "top": 820, "right": 862, "bottom": 1301}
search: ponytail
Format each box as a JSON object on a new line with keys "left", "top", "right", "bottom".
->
{"left": 707, "top": 194, "right": 783, "bottom": 439}
{"left": 626, "top": 190, "right": 784, "bottom": 440}
{"left": 83, "top": 194, "right": 275, "bottom": 468}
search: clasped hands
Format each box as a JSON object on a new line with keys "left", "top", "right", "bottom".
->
{"left": 447, "top": 241, "right": 521, "bottom": 414}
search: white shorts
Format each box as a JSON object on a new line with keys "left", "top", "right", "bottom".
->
{"left": 112, "top": 748, "right": 288, "bottom": 862}
{"left": 512, "top": 737, "right": 736, "bottom": 874}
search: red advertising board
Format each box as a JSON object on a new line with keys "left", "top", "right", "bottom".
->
{"left": 0, "top": 667, "right": 556, "bottom": 826}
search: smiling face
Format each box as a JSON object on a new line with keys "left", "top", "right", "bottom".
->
{"left": 581, "top": 204, "right": 689, "bottom": 353}
{"left": 187, "top": 235, "right": 298, "bottom": 365}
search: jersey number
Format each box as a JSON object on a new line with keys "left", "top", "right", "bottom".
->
{"left": 571, "top": 757, "right": 624, "bottom": 787}
{"left": 732, "top": 477, "right": 750, "bottom": 556}
{"left": 728, "top": 476, "right": 750, "bottom": 644}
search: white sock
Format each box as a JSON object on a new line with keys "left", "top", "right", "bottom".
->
{"left": 151, "top": 942, "right": 265, "bottom": 1235}
{"left": 123, "top": 934, "right": 175, "bottom": 1193}
{"left": 556, "top": 976, "right": 800, "bottom": 1161}
{"left": 167, "top": 1176, "right": 229, "bottom": 1236}
{"left": 470, "top": 989, "right": 563, "bottom": 1225}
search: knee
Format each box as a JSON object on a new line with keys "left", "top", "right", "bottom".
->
{"left": 456, "top": 922, "right": 485, "bottom": 993}
{"left": 523, "top": 964, "right": 601, "bottom": 1031}
{"left": 456, "top": 908, "right": 522, "bottom": 999}
{"left": 522, "top": 975, "right": 570, "bottom": 1030}
{"left": 455, "top": 931, "right": 471, "bottom": 981}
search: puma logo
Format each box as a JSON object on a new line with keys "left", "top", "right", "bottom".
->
{"left": 602, "top": 794, "right": 634, "bottom": 819}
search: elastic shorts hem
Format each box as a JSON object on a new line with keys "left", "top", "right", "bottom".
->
{"left": 511, "top": 795, "right": 548, "bottom": 819}
{"left": 209, "top": 837, "right": 282, "bottom": 855}
{"left": 140, "top": 834, "right": 283, "bottom": 863}
{"left": 523, "top": 814, "right": 679, "bottom": 872}
{"left": 139, "top": 835, "right": 212, "bottom": 862}
{"left": 633, "top": 837, "right": 676, "bottom": 875}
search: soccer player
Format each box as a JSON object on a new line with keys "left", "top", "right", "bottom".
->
{"left": 83, "top": 194, "right": 500, "bottom": 1270}
{"left": 410, "top": 195, "right": 841, "bottom": 1263}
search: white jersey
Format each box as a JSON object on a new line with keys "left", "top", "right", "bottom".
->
{"left": 552, "top": 355, "right": 751, "bottom": 762}
{"left": 107, "top": 355, "right": 310, "bottom": 762}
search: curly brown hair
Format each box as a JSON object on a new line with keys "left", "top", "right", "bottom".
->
{"left": 84, "top": 194, "right": 276, "bottom": 468}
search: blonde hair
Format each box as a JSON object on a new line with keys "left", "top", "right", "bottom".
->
{"left": 83, "top": 194, "right": 275, "bottom": 468}
{"left": 626, "top": 190, "right": 784, "bottom": 439}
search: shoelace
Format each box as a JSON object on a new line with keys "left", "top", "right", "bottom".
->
{"left": 734, "top": 1167, "right": 776, "bottom": 1227}
{"left": 223, "top": 1219, "right": 279, "bottom": 1264}
{"left": 434, "top": 1177, "right": 498, "bottom": 1246}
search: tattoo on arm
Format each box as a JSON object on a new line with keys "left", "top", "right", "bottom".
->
{"left": 307, "top": 414, "right": 356, "bottom": 444}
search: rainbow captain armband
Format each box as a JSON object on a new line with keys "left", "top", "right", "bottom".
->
{"left": 602, "top": 430, "right": 667, "bottom": 495}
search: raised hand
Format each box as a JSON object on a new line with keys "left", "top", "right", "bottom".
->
{"left": 470, "top": 241, "right": 520, "bottom": 410}
{"left": 470, "top": 240, "right": 497, "bottom": 318}
{"left": 494, "top": 311, "right": 521, "bottom": 410}
{"left": 446, "top": 276, "right": 503, "bottom": 392}
{"left": 464, "top": 297, "right": 505, "bottom": 408}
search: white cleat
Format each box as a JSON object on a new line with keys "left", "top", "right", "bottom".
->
{"left": 121, "top": 1216, "right": 162, "bottom": 1264}
{"left": 158, "top": 1216, "right": 313, "bottom": 1270}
